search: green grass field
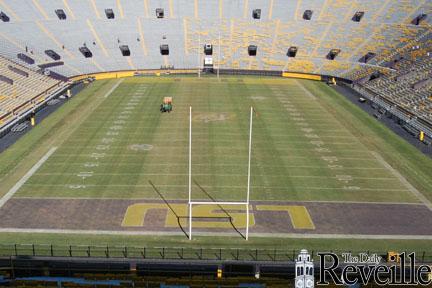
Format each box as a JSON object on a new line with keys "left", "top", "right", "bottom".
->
{"left": 0, "top": 76, "right": 431, "bottom": 251}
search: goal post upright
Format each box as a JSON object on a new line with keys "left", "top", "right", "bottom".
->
{"left": 246, "top": 106, "right": 253, "bottom": 240}
{"left": 189, "top": 106, "right": 192, "bottom": 240}
{"left": 188, "top": 106, "right": 254, "bottom": 241}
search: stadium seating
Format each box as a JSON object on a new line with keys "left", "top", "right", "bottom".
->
{"left": 349, "top": 32, "right": 432, "bottom": 123}
{"left": 0, "top": 0, "right": 430, "bottom": 128}
{"left": 0, "top": 0, "right": 429, "bottom": 78}
{"left": 0, "top": 55, "right": 62, "bottom": 127}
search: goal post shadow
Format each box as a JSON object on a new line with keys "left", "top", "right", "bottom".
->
{"left": 192, "top": 179, "right": 247, "bottom": 239}
{"left": 148, "top": 180, "right": 248, "bottom": 240}
{"left": 148, "top": 180, "right": 189, "bottom": 238}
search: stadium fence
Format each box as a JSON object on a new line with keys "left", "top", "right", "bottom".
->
{"left": 0, "top": 244, "right": 430, "bottom": 263}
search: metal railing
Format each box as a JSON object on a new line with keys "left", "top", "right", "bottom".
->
{"left": 350, "top": 83, "right": 432, "bottom": 138}
{"left": 0, "top": 82, "right": 70, "bottom": 135}
{"left": 0, "top": 244, "right": 431, "bottom": 263}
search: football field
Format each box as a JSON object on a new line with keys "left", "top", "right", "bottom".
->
{"left": 0, "top": 76, "right": 431, "bottom": 248}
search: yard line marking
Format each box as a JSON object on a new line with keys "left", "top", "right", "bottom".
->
{"left": 0, "top": 228, "right": 429, "bottom": 240}
{"left": 62, "top": 135, "right": 359, "bottom": 140}
{"left": 32, "top": 172, "right": 398, "bottom": 181}
{"left": 69, "top": 130, "right": 351, "bottom": 135}
{"left": 49, "top": 153, "right": 376, "bottom": 160}
{"left": 74, "top": 125, "right": 353, "bottom": 131}
{"left": 80, "top": 119, "right": 347, "bottom": 125}
{"left": 68, "top": 131, "right": 354, "bottom": 137}
{"left": 41, "top": 162, "right": 389, "bottom": 170}
{"left": 372, "top": 152, "right": 432, "bottom": 211}
{"left": 23, "top": 183, "right": 410, "bottom": 192}
{"left": 104, "top": 79, "right": 124, "bottom": 98}
{"left": 13, "top": 196, "right": 421, "bottom": 205}
{"left": 0, "top": 147, "right": 57, "bottom": 209}
{"left": 52, "top": 145, "right": 372, "bottom": 154}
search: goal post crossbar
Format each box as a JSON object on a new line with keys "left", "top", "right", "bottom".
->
{"left": 188, "top": 106, "right": 254, "bottom": 241}
{"left": 189, "top": 201, "right": 248, "bottom": 205}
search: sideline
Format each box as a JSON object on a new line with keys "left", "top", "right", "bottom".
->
{"left": 0, "top": 147, "right": 57, "bottom": 209}
{"left": 372, "top": 151, "right": 432, "bottom": 211}
{"left": 104, "top": 78, "right": 124, "bottom": 98}
{"left": 0, "top": 228, "right": 430, "bottom": 240}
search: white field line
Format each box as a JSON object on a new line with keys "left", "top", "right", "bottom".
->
{"left": 0, "top": 228, "right": 429, "bottom": 240}
{"left": 71, "top": 126, "right": 348, "bottom": 137}
{"left": 51, "top": 146, "right": 372, "bottom": 156}
{"left": 293, "top": 80, "right": 317, "bottom": 100}
{"left": 57, "top": 138, "right": 359, "bottom": 145}
{"left": 33, "top": 172, "right": 398, "bottom": 181}
{"left": 58, "top": 140, "right": 360, "bottom": 146}
{"left": 54, "top": 145, "right": 372, "bottom": 154}
{"left": 23, "top": 183, "right": 410, "bottom": 192}
{"left": 77, "top": 121, "right": 347, "bottom": 126}
{"left": 249, "top": 233, "right": 432, "bottom": 240}
{"left": 86, "top": 108, "right": 330, "bottom": 115}
{"left": 12, "top": 196, "right": 421, "bottom": 205}
{"left": 48, "top": 154, "right": 377, "bottom": 161}
{"left": 372, "top": 152, "right": 432, "bottom": 211}
{"left": 62, "top": 135, "right": 359, "bottom": 140}
{"left": 81, "top": 120, "right": 347, "bottom": 126}
{"left": 62, "top": 142, "right": 362, "bottom": 148}
{"left": 84, "top": 113, "right": 346, "bottom": 120}
{"left": 104, "top": 78, "right": 124, "bottom": 98}
{"left": 63, "top": 138, "right": 359, "bottom": 145}
{"left": 33, "top": 163, "right": 389, "bottom": 170}
{"left": 0, "top": 147, "right": 57, "bottom": 209}
{"left": 68, "top": 131, "right": 352, "bottom": 137}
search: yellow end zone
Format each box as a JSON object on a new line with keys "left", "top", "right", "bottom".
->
{"left": 122, "top": 203, "right": 315, "bottom": 230}
{"left": 122, "top": 203, "right": 254, "bottom": 229}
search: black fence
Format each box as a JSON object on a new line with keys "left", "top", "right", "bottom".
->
{"left": 0, "top": 244, "right": 431, "bottom": 263}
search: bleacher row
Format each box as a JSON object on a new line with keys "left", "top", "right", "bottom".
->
{"left": 0, "top": 0, "right": 429, "bottom": 78}
{"left": 0, "top": 0, "right": 430, "bottom": 131}
{"left": 2, "top": 0, "right": 430, "bottom": 24}
{"left": 0, "top": 56, "right": 62, "bottom": 127}
{"left": 350, "top": 32, "right": 432, "bottom": 124}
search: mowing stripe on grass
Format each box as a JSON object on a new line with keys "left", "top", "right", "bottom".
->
{"left": 0, "top": 147, "right": 57, "bottom": 209}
